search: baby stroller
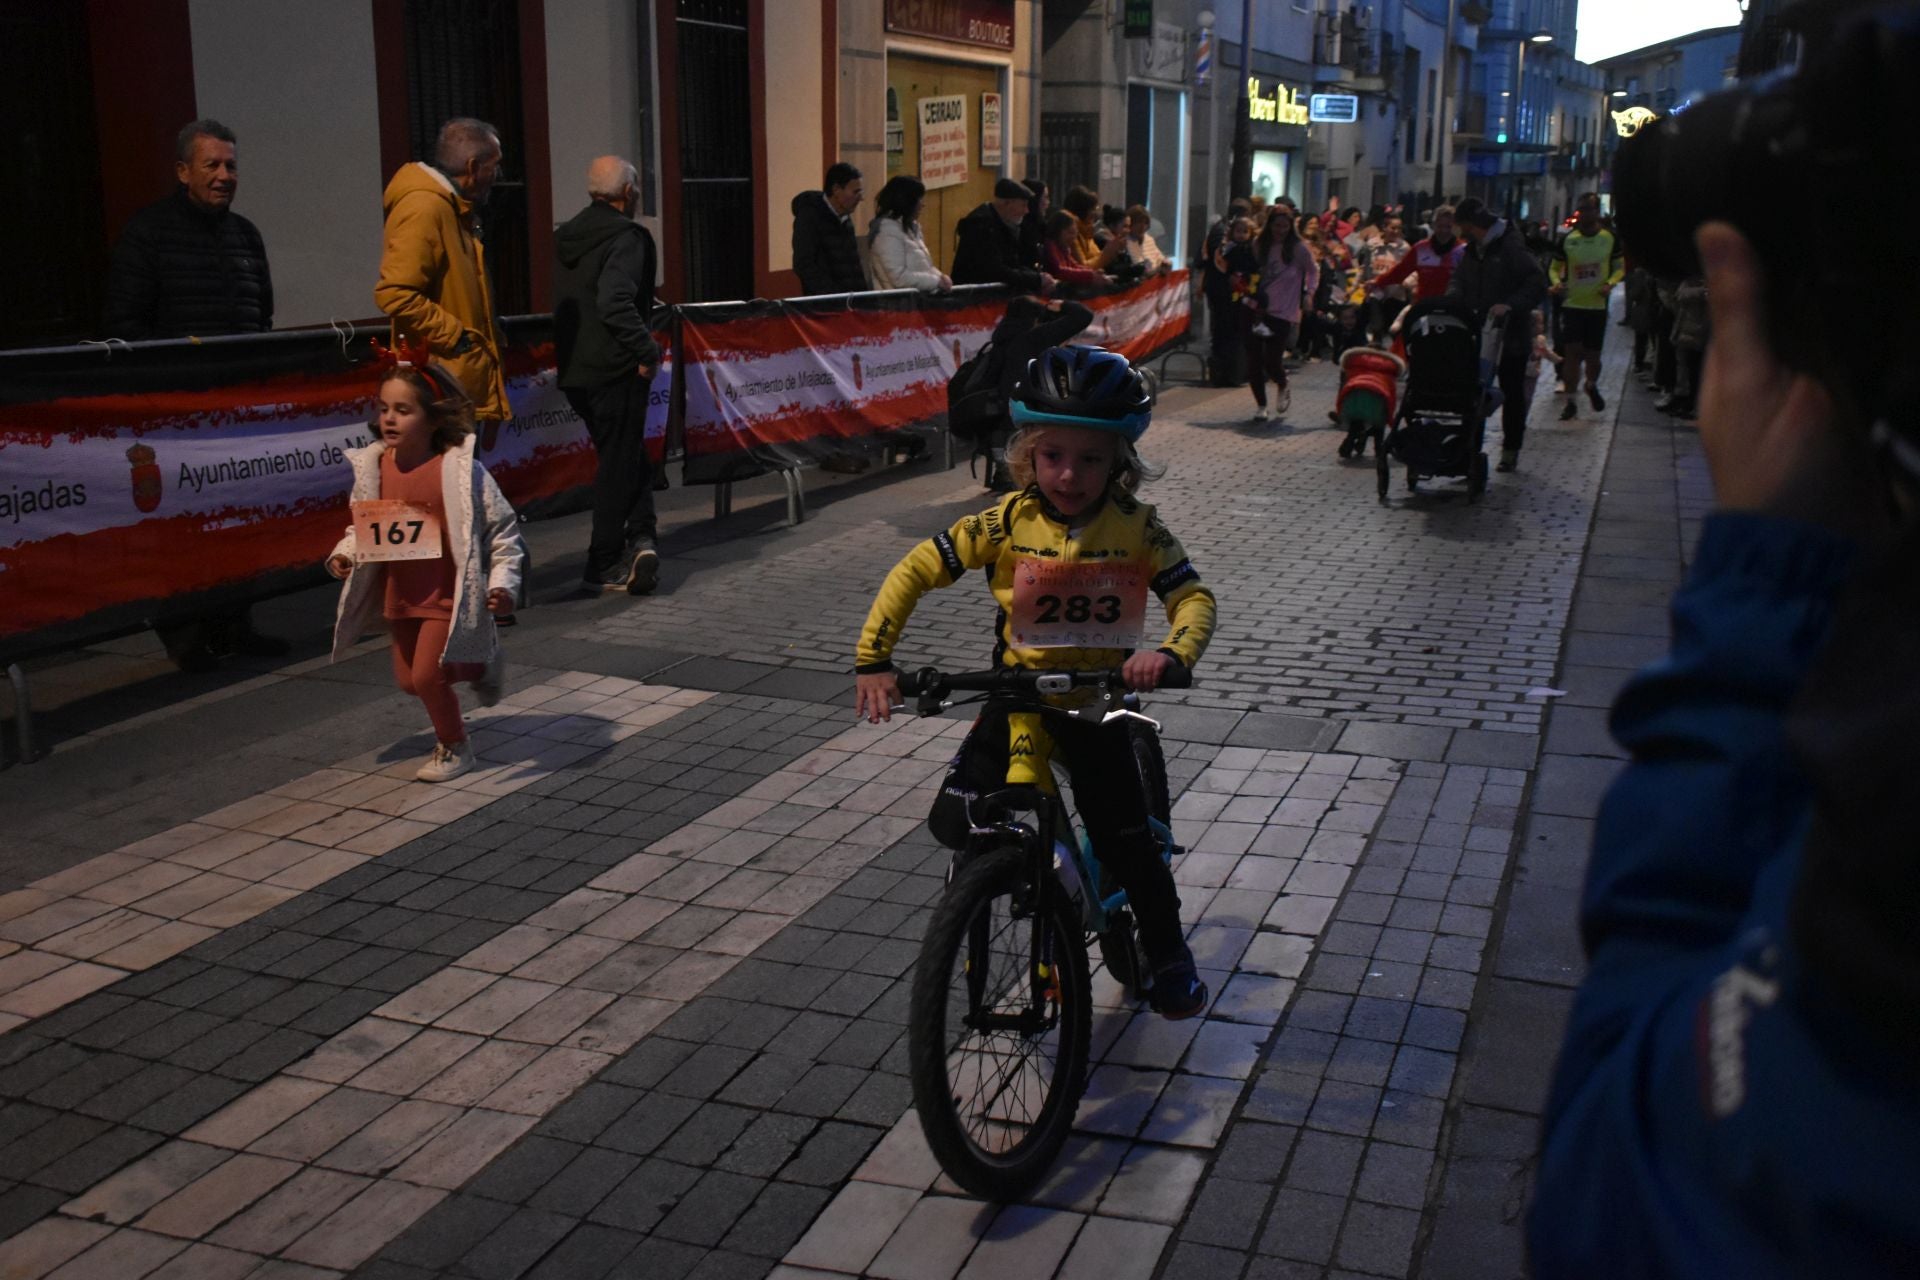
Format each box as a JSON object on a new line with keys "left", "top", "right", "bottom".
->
{"left": 1334, "top": 347, "right": 1405, "bottom": 459}
{"left": 1376, "top": 298, "right": 1504, "bottom": 503}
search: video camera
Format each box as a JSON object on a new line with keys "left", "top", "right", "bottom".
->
{"left": 1611, "top": 3, "right": 1919, "bottom": 445}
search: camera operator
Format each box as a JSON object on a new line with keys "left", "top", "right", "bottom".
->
{"left": 1530, "top": 9, "right": 1920, "bottom": 1268}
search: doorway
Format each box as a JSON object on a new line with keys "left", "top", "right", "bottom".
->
{"left": 886, "top": 53, "right": 1006, "bottom": 275}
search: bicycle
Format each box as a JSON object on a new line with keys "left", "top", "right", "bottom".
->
{"left": 897, "top": 662, "right": 1189, "bottom": 1200}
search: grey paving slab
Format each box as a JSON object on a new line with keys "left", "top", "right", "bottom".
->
{"left": 1333, "top": 722, "right": 1453, "bottom": 763}
{"left": 1528, "top": 753, "right": 1623, "bottom": 819}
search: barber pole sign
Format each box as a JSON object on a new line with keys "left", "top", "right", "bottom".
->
{"left": 1196, "top": 27, "right": 1212, "bottom": 86}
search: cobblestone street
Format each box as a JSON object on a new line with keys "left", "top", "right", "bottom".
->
{"left": 0, "top": 321, "right": 1698, "bottom": 1280}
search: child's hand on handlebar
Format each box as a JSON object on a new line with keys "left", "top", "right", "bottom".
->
{"left": 855, "top": 671, "right": 901, "bottom": 723}
{"left": 1122, "top": 651, "right": 1175, "bottom": 692}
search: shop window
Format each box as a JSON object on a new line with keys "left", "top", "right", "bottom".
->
{"left": 1124, "top": 85, "right": 1187, "bottom": 255}
{"left": 403, "top": 0, "right": 532, "bottom": 315}
{"left": 1402, "top": 47, "right": 1421, "bottom": 163}
{"left": 1424, "top": 68, "right": 1437, "bottom": 162}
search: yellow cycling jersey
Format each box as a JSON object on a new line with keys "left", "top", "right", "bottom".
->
{"left": 856, "top": 488, "right": 1216, "bottom": 675}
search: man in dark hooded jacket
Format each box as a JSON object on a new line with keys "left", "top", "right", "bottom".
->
{"left": 555, "top": 157, "right": 664, "bottom": 594}
{"left": 791, "top": 163, "right": 868, "bottom": 295}
{"left": 1447, "top": 196, "right": 1547, "bottom": 471}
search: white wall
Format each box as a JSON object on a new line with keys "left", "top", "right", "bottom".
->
{"left": 764, "top": 0, "right": 825, "bottom": 273}
{"left": 189, "top": 0, "right": 385, "bottom": 326}
{"left": 545, "top": 0, "right": 644, "bottom": 225}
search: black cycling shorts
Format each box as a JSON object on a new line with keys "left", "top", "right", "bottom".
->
{"left": 1561, "top": 307, "right": 1607, "bottom": 351}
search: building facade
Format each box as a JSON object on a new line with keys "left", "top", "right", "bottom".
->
{"left": 13, "top": 0, "right": 1649, "bottom": 349}
{"left": 6, "top": 0, "right": 1046, "bottom": 345}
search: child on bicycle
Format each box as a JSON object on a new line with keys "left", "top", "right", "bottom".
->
{"left": 853, "top": 345, "right": 1217, "bottom": 1019}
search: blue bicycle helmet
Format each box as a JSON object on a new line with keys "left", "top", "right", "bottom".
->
{"left": 1008, "top": 345, "right": 1155, "bottom": 442}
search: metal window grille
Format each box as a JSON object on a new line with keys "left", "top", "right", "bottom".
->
{"left": 3, "top": 1, "right": 106, "bottom": 346}
{"left": 675, "top": 0, "right": 753, "bottom": 301}
{"left": 1039, "top": 113, "right": 1099, "bottom": 204}
{"left": 402, "top": 0, "right": 531, "bottom": 314}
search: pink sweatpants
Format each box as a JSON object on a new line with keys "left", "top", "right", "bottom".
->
{"left": 388, "top": 617, "right": 484, "bottom": 744}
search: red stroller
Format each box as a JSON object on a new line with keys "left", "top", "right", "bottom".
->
{"left": 1334, "top": 347, "right": 1406, "bottom": 459}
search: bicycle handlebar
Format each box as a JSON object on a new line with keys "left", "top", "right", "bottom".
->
{"left": 896, "top": 664, "right": 1192, "bottom": 699}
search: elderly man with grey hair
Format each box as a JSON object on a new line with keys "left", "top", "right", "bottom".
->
{"left": 553, "top": 156, "right": 664, "bottom": 594}
{"left": 105, "top": 118, "right": 285, "bottom": 671}
{"left": 375, "top": 117, "right": 512, "bottom": 437}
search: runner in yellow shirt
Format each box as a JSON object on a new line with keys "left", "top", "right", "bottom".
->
{"left": 1549, "top": 193, "right": 1625, "bottom": 420}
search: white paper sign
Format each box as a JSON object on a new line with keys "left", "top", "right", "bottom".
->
{"left": 918, "top": 95, "right": 970, "bottom": 190}
{"left": 980, "top": 92, "right": 1003, "bottom": 167}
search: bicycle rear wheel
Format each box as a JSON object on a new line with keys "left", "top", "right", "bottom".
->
{"left": 909, "top": 845, "right": 1092, "bottom": 1200}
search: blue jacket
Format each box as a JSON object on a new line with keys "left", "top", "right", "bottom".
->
{"left": 1530, "top": 512, "right": 1920, "bottom": 1278}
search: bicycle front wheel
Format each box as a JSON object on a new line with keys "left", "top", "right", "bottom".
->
{"left": 908, "top": 845, "right": 1092, "bottom": 1200}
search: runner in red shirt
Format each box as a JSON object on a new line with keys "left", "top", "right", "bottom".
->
{"left": 1368, "top": 204, "right": 1468, "bottom": 302}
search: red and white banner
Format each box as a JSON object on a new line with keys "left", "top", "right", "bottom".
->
{"left": 677, "top": 271, "right": 1189, "bottom": 480}
{"left": 0, "top": 275, "right": 1177, "bottom": 652}
{"left": 0, "top": 333, "right": 663, "bottom": 644}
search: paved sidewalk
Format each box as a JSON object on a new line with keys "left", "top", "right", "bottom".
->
{"left": 0, "top": 323, "right": 1695, "bottom": 1280}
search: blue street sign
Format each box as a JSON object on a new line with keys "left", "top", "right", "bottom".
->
{"left": 1309, "top": 93, "right": 1360, "bottom": 124}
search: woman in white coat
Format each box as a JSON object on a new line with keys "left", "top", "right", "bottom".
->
{"left": 867, "top": 176, "right": 953, "bottom": 293}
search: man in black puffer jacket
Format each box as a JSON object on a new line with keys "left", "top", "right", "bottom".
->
{"left": 791, "top": 162, "right": 868, "bottom": 296}
{"left": 105, "top": 119, "right": 273, "bottom": 339}
{"left": 105, "top": 119, "right": 283, "bottom": 671}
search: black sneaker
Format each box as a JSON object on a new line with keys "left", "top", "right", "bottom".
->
{"left": 1148, "top": 946, "right": 1208, "bottom": 1020}
{"left": 586, "top": 562, "right": 633, "bottom": 592}
{"left": 1559, "top": 399, "right": 1578, "bottom": 421}
{"left": 1588, "top": 385, "right": 1605, "bottom": 412}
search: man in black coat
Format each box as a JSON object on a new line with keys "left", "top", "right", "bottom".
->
{"left": 950, "top": 178, "right": 1054, "bottom": 293}
{"left": 105, "top": 119, "right": 284, "bottom": 670}
{"left": 791, "top": 162, "right": 868, "bottom": 295}
{"left": 1447, "top": 197, "right": 1548, "bottom": 472}
{"left": 555, "top": 156, "right": 665, "bottom": 594}
{"left": 105, "top": 119, "right": 273, "bottom": 339}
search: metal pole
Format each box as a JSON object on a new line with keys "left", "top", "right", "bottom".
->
{"left": 1205, "top": 25, "right": 1219, "bottom": 231}
{"left": 1228, "top": 0, "right": 1257, "bottom": 201}
{"left": 1434, "top": 0, "right": 1456, "bottom": 205}
{"left": 6, "top": 663, "right": 37, "bottom": 766}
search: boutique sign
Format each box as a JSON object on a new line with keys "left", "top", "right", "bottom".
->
{"left": 884, "top": 0, "right": 1014, "bottom": 50}
{"left": 1247, "top": 78, "right": 1309, "bottom": 126}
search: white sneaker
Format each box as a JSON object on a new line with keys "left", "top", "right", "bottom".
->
{"left": 1253, "top": 406, "right": 1274, "bottom": 422}
{"left": 473, "top": 652, "right": 507, "bottom": 707}
{"left": 417, "top": 739, "right": 475, "bottom": 783}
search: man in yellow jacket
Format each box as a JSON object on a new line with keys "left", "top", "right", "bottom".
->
{"left": 375, "top": 118, "right": 512, "bottom": 445}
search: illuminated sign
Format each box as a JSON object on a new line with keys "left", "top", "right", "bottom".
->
{"left": 1247, "top": 78, "right": 1309, "bottom": 126}
{"left": 1309, "top": 93, "right": 1359, "bottom": 123}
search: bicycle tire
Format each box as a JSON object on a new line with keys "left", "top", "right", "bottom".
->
{"left": 908, "top": 845, "right": 1092, "bottom": 1201}
{"left": 1127, "top": 721, "right": 1172, "bottom": 827}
